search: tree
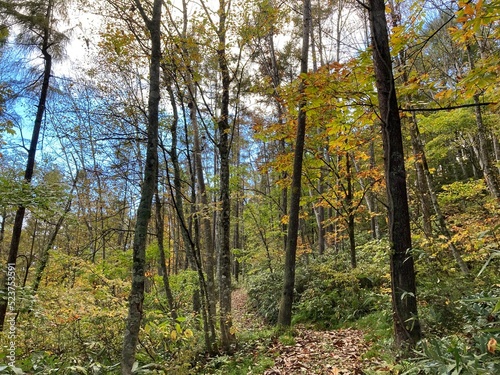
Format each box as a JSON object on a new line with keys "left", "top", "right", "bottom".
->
{"left": 165, "top": 0, "right": 218, "bottom": 349}
{"left": 388, "top": 1, "right": 469, "bottom": 274}
{"left": 214, "top": 0, "right": 236, "bottom": 351}
{"left": 120, "top": 0, "right": 162, "bottom": 373}
{"left": 0, "top": 0, "right": 68, "bottom": 330}
{"left": 367, "top": 0, "right": 421, "bottom": 347}
{"left": 277, "top": 0, "right": 311, "bottom": 328}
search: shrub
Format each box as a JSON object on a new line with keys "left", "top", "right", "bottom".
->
{"left": 246, "top": 270, "right": 283, "bottom": 324}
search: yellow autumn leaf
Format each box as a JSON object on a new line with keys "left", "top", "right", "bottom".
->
{"left": 184, "top": 329, "right": 194, "bottom": 338}
{"left": 230, "top": 325, "right": 237, "bottom": 335}
{"left": 170, "top": 330, "right": 178, "bottom": 341}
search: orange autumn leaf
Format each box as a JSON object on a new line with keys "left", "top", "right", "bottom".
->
{"left": 487, "top": 337, "right": 497, "bottom": 354}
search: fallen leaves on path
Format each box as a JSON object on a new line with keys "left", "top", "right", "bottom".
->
{"left": 231, "top": 289, "right": 372, "bottom": 374}
{"left": 264, "top": 328, "right": 369, "bottom": 375}
{"left": 232, "top": 287, "right": 266, "bottom": 332}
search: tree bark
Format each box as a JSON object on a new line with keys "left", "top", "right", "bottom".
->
{"left": 346, "top": 153, "right": 357, "bottom": 268}
{"left": 165, "top": 83, "right": 217, "bottom": 352}
{"left": 368, "top": 0, "right": 421, "bottom": 347}
{"left": 217, "top": 0, "right": 236, "bottom": 351}
{"left": 0, "top": 209, "right": 6, "bottom": 253}
{"left": 155, "top": 191, "right": 177, "bottom": 321}
{"left": 179, "top": 0, "right": 217, "bottom": 330}
{"left": 408, "top": 119, "right": 433, "bottom": 238}
{"left": 466, "top": 45, "right": 500, "bottom": 200}
{"left": 0, "top": 0, "right": 53, "bottom": 330}
{"left": 408, "top": 114, "right": 469, "bottom": 274}
{"left": 277, "top": 0, "right": 311, "bottom": 328}
{"left": 121, "top": 0, "right": 162, "bottom": 373}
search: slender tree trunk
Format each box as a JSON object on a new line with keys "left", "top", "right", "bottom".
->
{"left": 493, "top": 135, "right": 500, "bottom": 174}
{"left": 309, "top": 187, "right": 325, "bottom": 255}
{"left": 368, "top": 0, "right": 421, "bottom": 347}
{"left": 179, "top": 0, "right": 217, "bottom": 332}
{"left": 408, "top": 114, "right": 469, "bottom": 274}
{"left": 346, "top": 153, "right": 356, "bottom": 268}
{"left": 121, "top": 1, "right": 162, "bottom": 372}
{"left": 353, "top": 143, "right": 380, "bottom": 239}
{"left": 232, "top": 126, "right": 242, "bottom": 283}
{"left": 0, "top": 1, "right": 53, "bottom": 330}
{"left": 278, "top": 0, "right": 311, "bottom": 328}
{"left": 408, "top": 116, "right": 433, "bottom": 238}
{"left": 215, "top": 0, "right": 236, "bottom": 351}
{"left": 0, "top": 209, "right": 6, "bottom": 254}
{"left": 155, "top": 191, "right": 177, "bottom": 321}
{"left": 466, "top": 46, "right": 500, "bottom": 200}
{"left": 165, "top": 84, "right": 217, "bottom": 351}
{"left": 265, "top": 14, "right": 288, "bottom": 252}
{"left": 33, "top": 182, "right": 76, "bottom": 292}
{"left": 189, "top": 96, "right": 217, "bottom": 329}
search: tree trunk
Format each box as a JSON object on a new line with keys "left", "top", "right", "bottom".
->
{"left": 165, "top": 83, "right": 217, "bottom": 352}
{"left": 277, "top": 0, "right": 311, "bottom": 328}
{"left": 217, "top": 0, "right": 235, "bottom": 350}
{"left": 353, "top": 142, "right": 380, "bottom": 239}
{"left": 405, "top": 115, "right": 434, "bottom": 238}
{"left": 179, "top": 0, "right": 217, "bottom": 336}
{"left": 189, "top": 96, "right": 217, "bottom": 327}
{"left": 33, "top": 182, "right": 76, "bottom": 292}
{"left": 0, "top": 209, "right": 7, "bottom": 255}
{"left": 368, "top": 0, "right": 421, "bottom": 347}
{"left": 466, "top": 45, "right": 500, "bottom": 200}
{"left": 232, "top": 125, "right": 242, "bottom": 283}
{"left": 0, "top": 0, "right": 53, "bottom": 330}
{"left": 346, "top": 153, "right": 357, "bottom": 268}
{"left": 155, "top": 191, "right": 177, "bottom": 321}
{"left": 264, "top": 11, "right": 289, "bottom": 255}
{"left": 408, "top": 114, "right": 469, "bottom": 274}
{"left": 121, "top": 1, "right": 162, "bottom": 373}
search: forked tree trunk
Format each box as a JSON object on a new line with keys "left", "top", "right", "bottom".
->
{"left": 368, "top": 0, "right": 421, "bottom": 347}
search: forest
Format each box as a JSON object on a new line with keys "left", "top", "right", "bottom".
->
{"left": 0, "top": 0, "right": 499, "bottom": 373}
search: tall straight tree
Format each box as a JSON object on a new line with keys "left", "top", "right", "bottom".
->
{"left": 367, "top": 0, "right": 421, "bottom": 347}
{"left": 121, "top": 0, "right": 162, "bottom": 373}
{"left": 277, "top": 0, "right": 311, "bottom": 328}
{"left": 0, "top": 0, "right": 67, "bottom": 329}
{"left": 216, "top": 0, "right": 236, "bottom": 351}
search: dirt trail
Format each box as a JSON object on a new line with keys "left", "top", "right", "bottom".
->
{"left": 231, "top": 288, "right": 373, "bottom": 375}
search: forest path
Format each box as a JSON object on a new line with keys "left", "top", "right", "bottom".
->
{"left": 231, "top": 288, "right": 374, "bottom": 375}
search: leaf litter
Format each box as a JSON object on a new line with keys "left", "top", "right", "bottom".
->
{"left": 231, "top": 289, "right": 374, "bottom": 375}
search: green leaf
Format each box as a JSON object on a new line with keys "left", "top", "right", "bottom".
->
{"left": 492, "top": 299, "right": 500, "bottom": 314}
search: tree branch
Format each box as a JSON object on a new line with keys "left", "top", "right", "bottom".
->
{"left": 400, "top": 102, "right": 497, "bottom": 112}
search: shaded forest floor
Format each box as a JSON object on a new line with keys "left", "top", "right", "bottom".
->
{"left": 203, "top": 288, "right": 380, "bottom": 375}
